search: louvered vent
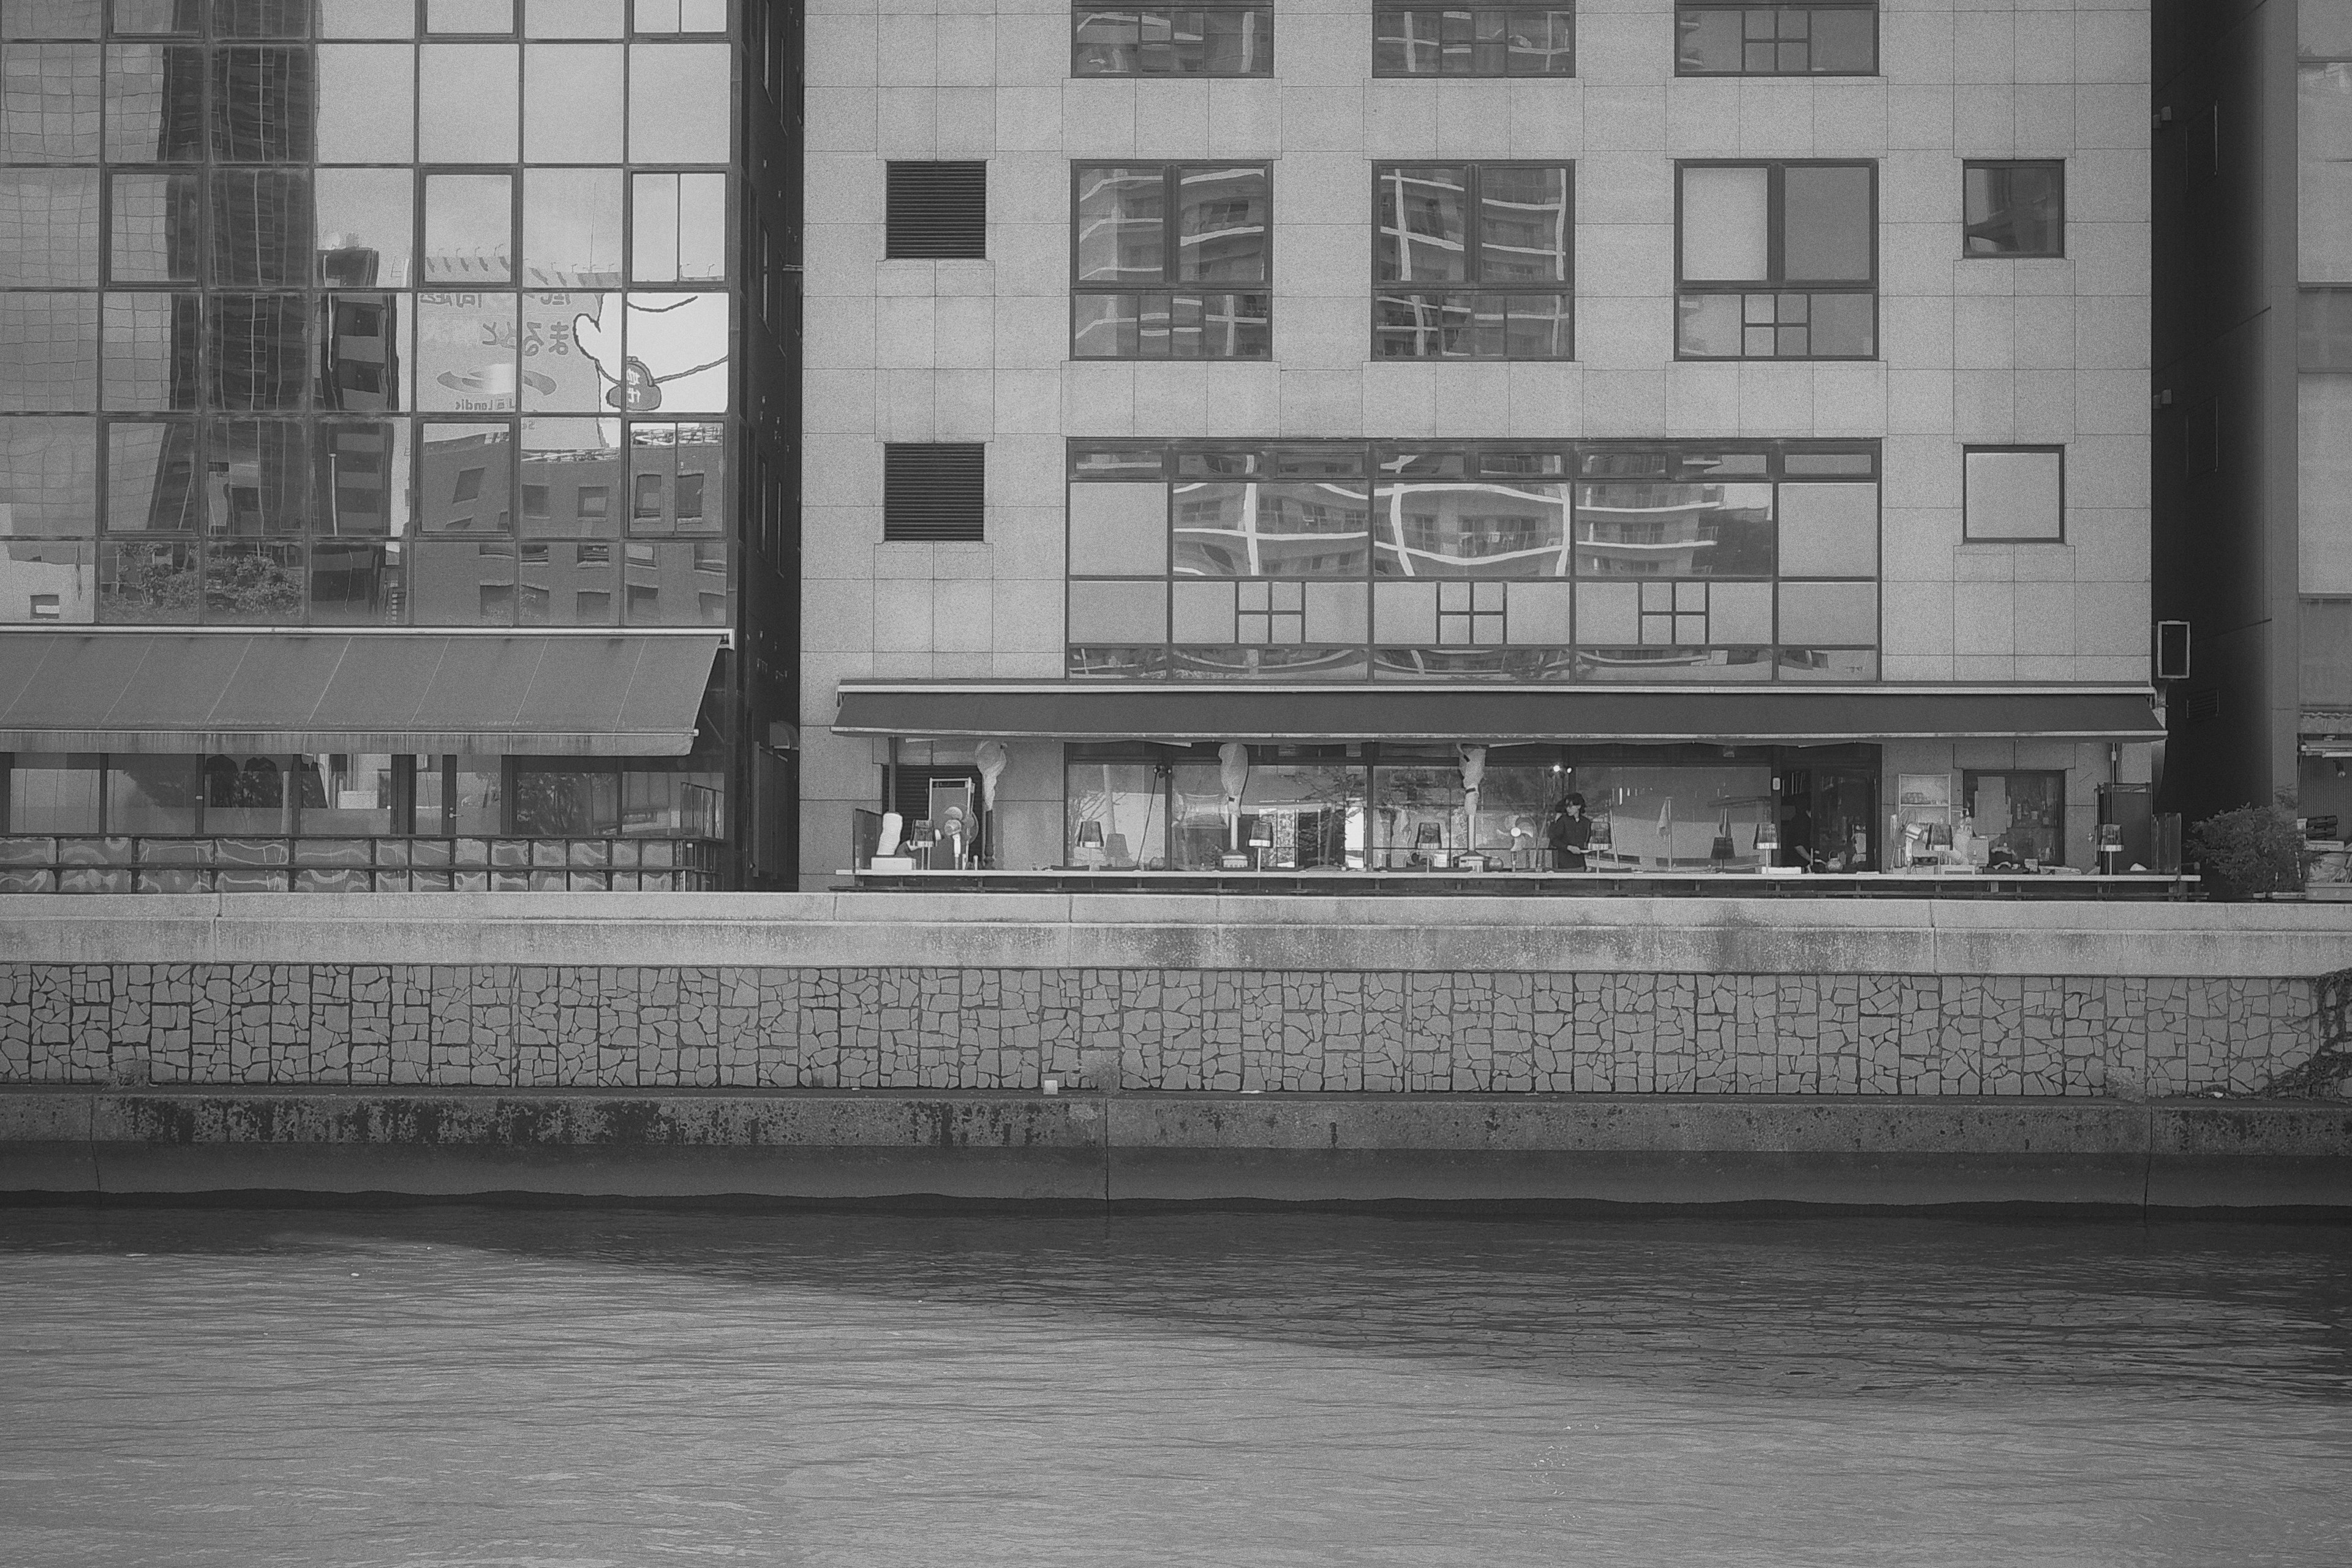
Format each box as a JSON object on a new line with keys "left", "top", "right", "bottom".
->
{"left": 886, "top": 162, "right": 987, "bottom": 260}
{"left": 2184, "top": 687, "right": 2222, "bottom": 722}
{"left": 883, "top": 443, "right": 986, "bottom": 541}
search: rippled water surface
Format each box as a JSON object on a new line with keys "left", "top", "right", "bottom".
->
{"left": 2, "top": 1208, "right": 2349, "bottom": 1566}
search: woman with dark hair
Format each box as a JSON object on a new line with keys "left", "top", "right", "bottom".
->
{"left": 1546, "top": 792, "right": 1591, "bottom": 870}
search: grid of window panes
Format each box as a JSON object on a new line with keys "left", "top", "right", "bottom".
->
{"left": 2303, "top": 6, "right": 2352, "bottom": 682}
{"left": 0, "top": 0, "right": 737, "bottom": 628}
{"left": 1371, "top": 8, "right": 1575, "bottom": 76}
{"left": 1071, "top": 162, "right": 1270, "bottom": 358}
{"left": 1673, "top": 2, "right": 1875, "bottom": 76}
{"left": 1675, "top": 160, "right": 1875, "bottom": 359}
{"left": 1071, "top": 4, "right": 1270, "bottom": 75}
{"left": 1374, "top": 162, "right": 1571, "bottom": 359}
{"left": 1065, "top": 440, "right": 1883, "bottom": 682}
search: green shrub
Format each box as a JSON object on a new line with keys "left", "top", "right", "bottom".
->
{"left": 2187, "top": 794, "right": 2306, "bottom": 900}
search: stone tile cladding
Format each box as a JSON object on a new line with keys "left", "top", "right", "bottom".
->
{"left": 0, "top": 965, "right": 2316, "bottom": 1096}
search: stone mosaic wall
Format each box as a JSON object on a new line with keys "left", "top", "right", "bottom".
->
{"left": 0, "top": 964, "right": 2319, "bottom": 1097}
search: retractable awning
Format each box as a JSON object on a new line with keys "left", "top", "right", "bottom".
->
{"left": 0, "top": 632, "right": 723, "bottom": 756}
{"left": 834, "top": 682, "right": 2164, "bottom": 744}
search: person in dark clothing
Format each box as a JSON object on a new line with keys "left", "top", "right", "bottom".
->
{"left": 1547, "top": 793, "right": 1592, "bottom": 870}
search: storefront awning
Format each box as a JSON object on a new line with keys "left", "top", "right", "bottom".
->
{"left": 834, "top": 682, "right": 2165, "bottom": 744}
{"left": 0, "top": 632, "right": 723, "bottom": 756}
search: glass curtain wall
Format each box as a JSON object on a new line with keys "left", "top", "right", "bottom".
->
{"left": 0, "top": 0, "right": 736, "bottom": 627}
{"left": 2300, "top": 8, "right": 2352, "bottom": 831}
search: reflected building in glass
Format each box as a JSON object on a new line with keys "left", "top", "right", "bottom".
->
{"left": 0, "top": 0, "right": 800, "bottom": 891}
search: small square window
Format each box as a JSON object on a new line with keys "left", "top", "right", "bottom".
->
{"left": 578, "top": 485, "right": 609, "bottom": 518}
{"left": 1963, "top": 447, "right": 2064, "bottom": 541}
{"left": 1962, "top": 161, "right": 2064, "bottom": 257}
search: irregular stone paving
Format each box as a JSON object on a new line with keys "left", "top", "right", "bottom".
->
{"left": 0, "top": 964, "right": 2319, "bottom": 1095}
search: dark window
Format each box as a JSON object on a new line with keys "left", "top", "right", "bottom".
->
{"left": 521, "top": 483, "right": 549, "bottom": 516}
{"left": 2301, "top": 288, "right": 2352, "bottom": 369}
{"left": 1962, "top": 160, "right": 2064, "bottom": 257}
{"left": 1073, "top": 5, "right": 1273, "bottom": 75}
{"left": 676, "top": 472, "right": 704, "bottom": 518}
{"left": 1374, "top": 162, "right": 1573, "bottom": 358}
{"left": 1676, "top": 2, "right": 1875, "bottom": 75}
{"left": 1676, "top": 161, "right": 1875, "bottom": 359}
{"left": 886, "top": 161, "right": 987, "bottom": 260}
{"left": 884, "top": 442, "right": 986, "bottom": 542}
{"left": 1072, "top": 162, "right": 1270, "bottom": 358}
{"left": 578, "top": 485, "right": 609, "bottom": 519}
{"left": 633, "top": 472, "right": 664, "bottom": 518}
{"left": 1374, "top": 8, "right": 1575, "bottom": 76}
{"left": 452, "top": 466, "right": 484, "bottom": 502}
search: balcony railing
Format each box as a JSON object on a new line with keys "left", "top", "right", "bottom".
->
{"left": 0, "top": 835, "right": 724, "bottom": 893}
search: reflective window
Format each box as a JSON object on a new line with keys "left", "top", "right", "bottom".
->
{"left": 423, "top": 173, "right": 513, "bottom": 284}
{"left": 417, "top": 420, "right": 512, "bottom": 530}
{"left": 2304, "top": 62, "right": 2352, "bottom": 283}
{"left": 420, "top": 43, "right": 519, "bottom": 162}
{"left": 208, "top": 168, "right": 314, "bottom": 287}
{"left": 1373, "top": 9, "right": 1575, "bottom": 76}
{"left": 1962, "top": 161, "right": 2063, "bottom": 257}
{"left": 519, "top": 415, "right": 622, "bottom": 537}
{"left": 1069, "top": 440, "right": 1880, "bottom": 680}
{"left": 202, "top": 539, "right": 305, "bottom": 621}
{"left": 314, "top": 43, "right": 415, "bottom": 161}
{"left": 1073, "top": 162, "right": 1270, "bottom": 358}
{"left": 105, "top": 170, "right": 196, "bottom": 282}
{"left": 6, "top": 754, "right": 104, "bottom": 834}
{"left": 628, "top": 43, "right": 728, "bottom": 162}
{"left": 3, "top": 43, "right": 101, "bottom": 162}
{"left": 1072, "top": 6, "right": 1273, "bottom": 76}
{"left": 0, "top": 169, "right": 100, "bottom": 285}
{"left": 1675, "top": 2, "right": 1875, "bottom": 75}
{"left": 524, "top": 42, "right": 624, "bottom": 162}
{"left": 0, "top": 293, "right": 100, "bottom": 411}
{"left": 1676, "top": 161, "right": 1875, "bottom": 358}
{"left": 314, "top": 168, "right": 413, "bottom": 285}
{"left": 206, "top": 292, "right": 309, "bottom": 408}
{"left": 1374, "top": 163, "right": 1572, "bottom": 358}
{"left": 2, "top": 2, "right": 104, "bottom": 40}
{"left": 428, "top": 0, "right": 517, "bottom": 36}
{"left": 210, "top": 47, "right": 315, "bottom": 163}
{"left": 526, "top": 0, "right": 627, "bottom": 38}
{"left": 0, "top": 418, "right": 99, "bottom": 535}
{"left": 635, "top": 0, "right": 731, "bottom": 36}
{"left": 103, "top": 419, "right": 200, "bottom": 530}
{"left": 108, "top": 755, "right": 200, "bottom": 834}
{"left": 631, "top": 171, "right": 726, "bottom": 283}
{"left": 415, "top": 293, "right": 519, "bottom": 411}
{"left": 208, "top": 418, "right": 309, "bottom": 534}
{"left": 524, "top": 168, "right": 624, "bottom": 285}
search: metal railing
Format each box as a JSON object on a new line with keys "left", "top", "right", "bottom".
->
{"left": 0, "top": 835, "right": 724, "bottom": 893}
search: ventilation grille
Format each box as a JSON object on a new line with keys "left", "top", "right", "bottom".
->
{"left": 883, "top": 443, "right": 986, "bottom": 541}
{"left": 2184, "top": 687, "right": 2222, "bottom": 723}
{"left": 886, "top": 162, "right": 987, "bottom": 260}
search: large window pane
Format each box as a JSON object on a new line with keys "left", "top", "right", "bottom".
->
{"left": 97, "top": 537, "right": 199, "bottom": 619}
{"left": 609, "top": 292, "right": 728, "bottom": 413}
{"left": 407, "top": 538, "right": 514, "bottom": 622}
{"left": 208, "top": 168, "right": 312, "bottom": 287}
{"left": 209, "top": 47, "right": 314, "bottom": 162}
{"left": 2302, "top": 374, "right": 2352, "bottom": 592}
{"left": 208, "top": 418, "right": 309, "bottom": 534}
{"left": 0, "top": 541, "right": 97, "bottom": 623}
{"left": 2304, "top": 63, "right": 2352, "bottom": 282}
{"left": 1174, "top": 166, "right": 1267, "bottom": 282}
{"left": 1478, "top": 165, "right": 1568, "bottom": 283}
{"left": 1679, "top": 165, "right": 1770, "bottom": 281}
{"left": 0, "top": 417, "right": 98, "bottom": 535}
{"left": 202, "top": 752, "right": 292, "bottom": 833}
{"left": 1376, "top": 165, "right": 1469, "bottom": 283}
{"left": 207, "top": 293, "right": 309, "bottom": 409}
{"left": 203, "top": 539, "right": 304, "bottom": 620}
{"left": 1076, "top": 166, "right": 1166, "bottom": 282}
{"left": 108, "top": 755, "right": 200, "bottom": 834}
{"left": 6, "top": 755, "right": 103, "bottom": 834}
{"left": 424, "top": 173, "right": 513, "bottom": 285}
{"left": 419, "top": 43, "right": 519, "bottom": 162}
{"left": 1781, "top": 165, "right": 1872, "bottom": 281}
{"left": 2, "top": 2, "right": 103, "bottom": 40}
{"left": 522, "top": 290, "right": 619, "bottom": 410}
{"left": 627, "top": 42, "right": 729, "bottom": 162}
{"left": 524, "top": 42, "right": 623, "bottom": 162}
{"left": 625, "top": 421, "right": 723, "bottom": 536}
{"left": 417, "top": 421, "right": 512, "bottom": 530}
{"left": 315, "top": 169, "right": 414, "bottom": 287}
{"left": 524, "top": 168, "right": 624, "bottom": 288}
{"left": 1172, "top": 479, "right": 1369, "bottom": 576}
{"left": 1374, "top": 473, "right": 1570, "bottom": 576}
{"left": 317, "top": 290, "right": 407, "bottom": 412}
{"left": 0, "top": 170, "right": 99, "bottom": 286}
{"left": 415, "top": 293, "right": 519, "bottom": 412}
{"left": 631, "top": 171, "right": 726, "bottom": 284}
{"left": 314, "top": 43, "right": 415, "bottom": 160}
{"left": 519, "top": 416, "right": 622, "bottom": 536}
{"left": 315, "top": 420, "right": 409, "bottom": 535}
{"left": 107, "top": 170, "right": 198, "bottom": 283}
{"left": 620, "top": 539, "right": 729, "bottom": 625}
{"left": 6, "top": 43, "right": 102, "bottom": 162}
{"left": 1575, "top": 481, "right": 1776, "bottom": 576}
{"left": 0, "top": 293, "right": 99, "bottom": 412}
{"left": 103, "top": 419, "right": 200, "bottom": 530}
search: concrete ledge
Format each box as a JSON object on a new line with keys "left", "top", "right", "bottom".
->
{"left": 5, "top": 1088, "right": 2347, "bottom": 1212}
{"left": 2, "top": 892, "right": 2349, "bottom": 976}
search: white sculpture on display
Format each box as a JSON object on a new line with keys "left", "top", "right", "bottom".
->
{"left": 1218, "top": 741, "right": 1251, "bottom": 852}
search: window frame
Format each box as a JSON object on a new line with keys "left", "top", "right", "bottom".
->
{"left": 1673, "top": 1, "right": 1879, "bottom": 78}
{"left": 1370, "top": 160, "right": 1577, "bottom": 361}
{"left": 1069, "top": 1, "right": 1275, "bottom": 78}
{"left": 1370, "top": 6, "right": 1578, "bottom": 78}
{"left": 1068, "top": 160, "right": 1273, "bottom": 361}
{"left": 1960, "top": 444, "right": 2067, "bottom": 545}
{"left": 1672, "top": 158, "right": 1878, "bottom": 362}
{"left": 1960, "top": 159, "right": 2065, "bottom": 260}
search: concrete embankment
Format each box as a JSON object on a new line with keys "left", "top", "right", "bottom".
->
{"left": 4, "top": 1088, "right": 2348, "bottom": 1213}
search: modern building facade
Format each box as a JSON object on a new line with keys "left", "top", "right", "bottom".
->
{"left": 2152, "top": 0, "right": 2351, "bottom": 848}
{"left": 804, "top": 0, "right": 2160, "bottom": 883}
{"left": 0, "top": 0, "right": 801, "bottom": 890}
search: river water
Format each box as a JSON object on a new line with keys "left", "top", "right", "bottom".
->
{"left": 2, "top": 1208, "right": 2348, "bottom": 1566}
